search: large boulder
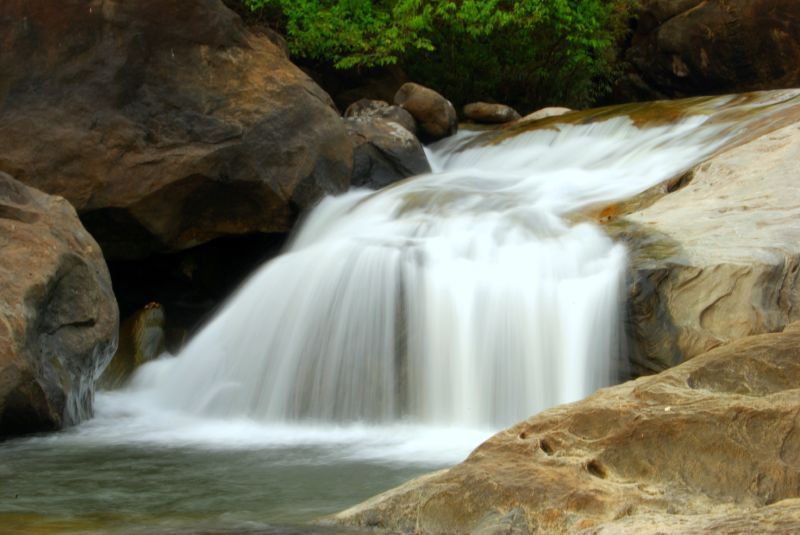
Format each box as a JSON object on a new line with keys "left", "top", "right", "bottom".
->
{"left": 622, "top": 0, "right": 800, "bottom": 99}
{"left": 328, "top": 324, "right": 800, "bottom": 533}
{"left": 618, "top": 117, "right": 800, "bottom": 373}
{"left": 394, "top": 83, "right": 458, "bottom": 142}
{"left": 0, "top": 0, "right": 353, "bottom": 259}
{"left": 345, "top": 116, "right": 431, "bottom": 190}
{"left": 0, "top": 172, "right": 118, "bottom": 439}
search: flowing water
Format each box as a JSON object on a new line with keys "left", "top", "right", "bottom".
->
{"left": 2, "top": 91, "right": 798, "bottom": 533}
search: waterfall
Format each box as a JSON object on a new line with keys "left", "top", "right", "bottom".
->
{"left": 126, "top": 92, "right": 797, "bottom": 430}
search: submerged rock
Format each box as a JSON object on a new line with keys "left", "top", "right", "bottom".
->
{"left": 394, "top": 83, "right": 458, "bottom": 141}
{"left": 328, "top": 324, "right": 800, "bottom": 533}
{"left": 623, "top": 0, "right": 800, "bottom": 99}
{"left": 345, "top": 116, "right": 431, "bottom": 190}
{"left": 0, "top": 173, "right": 118, "bottom": 439}
{"left": 463, "top": 102, "right": 521, "bottom": 124}
{"left": 0, "top": 0, "right": 353, "bottom": 259}
{"left": 98, "top": 303, "right": 166, "bottom": 390}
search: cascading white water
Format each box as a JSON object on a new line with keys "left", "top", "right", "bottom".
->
{"left": 126, "top": 93, "right": 792, "bottom": 431}
{"left": 7, "top": 94, "right": 799, "bottom": 535}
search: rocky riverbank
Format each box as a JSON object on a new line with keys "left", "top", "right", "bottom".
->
{"left": 328, "top": 323, "right": 800, "bottom": 533}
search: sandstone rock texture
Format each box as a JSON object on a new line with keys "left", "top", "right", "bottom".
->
{"left": 394, "top": 83, "right": 458, "bottom": 142}
{"left": 0, "top": 173, "right": 118, "bottom": 439}
{"left": 623, "top": 0, "right": 800, "bottom": 99}
{"left": 0, "top": 0, "right": 353, "bottom": 259}
{"left": 621, "top": 117, "right": 800, "bottom": 373}
{"left": 463, "top": 102, "right": 521, "bottom": 124}
{"left": 329, "top": 325, "right": 800, "bottom": 533}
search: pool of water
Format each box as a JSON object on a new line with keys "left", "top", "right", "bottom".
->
{"left": 0, "top": 392, "right": 491, "bottom": 534}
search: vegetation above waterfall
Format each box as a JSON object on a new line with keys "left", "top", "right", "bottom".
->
{"left": 242, "top": 0, "right": 637, "bottom": 110}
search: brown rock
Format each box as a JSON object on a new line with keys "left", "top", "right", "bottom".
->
{"left": 463, "top": 102, "right": 521, "bottom": 124}
{"left": 328, "top": 325, "right": 800, "bottom": 533}
{"left": 0, "top": 0, "right": 353, "bottom": 259}
{"left": 394, "top": 83, "right": 458, "bottom": 141}
{"left": 623, "top": 0, "right": 800, "bottom": 98}
{"left": 344, "top": 99, "right": 418, "bottom": 135}
{"left": 0, "top": 173, "right": 118, "bottom": 439}
{"left": 345, "top": 117, "right": 431, "bottom": 190}
{"left": 98, "top": 303, "right": 165, "bottom": 390}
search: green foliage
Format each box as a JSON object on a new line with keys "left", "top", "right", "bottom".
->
{"left": 244, "top": 0, "right": 636, "bottom": 110}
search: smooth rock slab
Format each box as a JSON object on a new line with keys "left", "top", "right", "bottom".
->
{"left": 0, "top": 173, "right": 118, "bottom": 439}
{"left": 623, "top": 119, "right": 800, "bottom": 371}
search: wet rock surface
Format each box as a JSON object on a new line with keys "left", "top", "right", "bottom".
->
{"left": 0, "top": 172, "right": 118, "bottom": 439}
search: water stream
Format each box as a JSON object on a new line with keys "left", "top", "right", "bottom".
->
{"left": 2, "top": 91, "right": 798, "bottom": 533}
{"left": 127, "top": 109, "right": 733, "bottom": 428}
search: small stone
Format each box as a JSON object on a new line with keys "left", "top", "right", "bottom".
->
{"left": 463, "top": 102, "right": 521, "bottom": 124}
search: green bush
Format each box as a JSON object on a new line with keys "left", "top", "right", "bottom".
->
{"left": 244, "top": 0, "right": 636, "bottom": 110}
